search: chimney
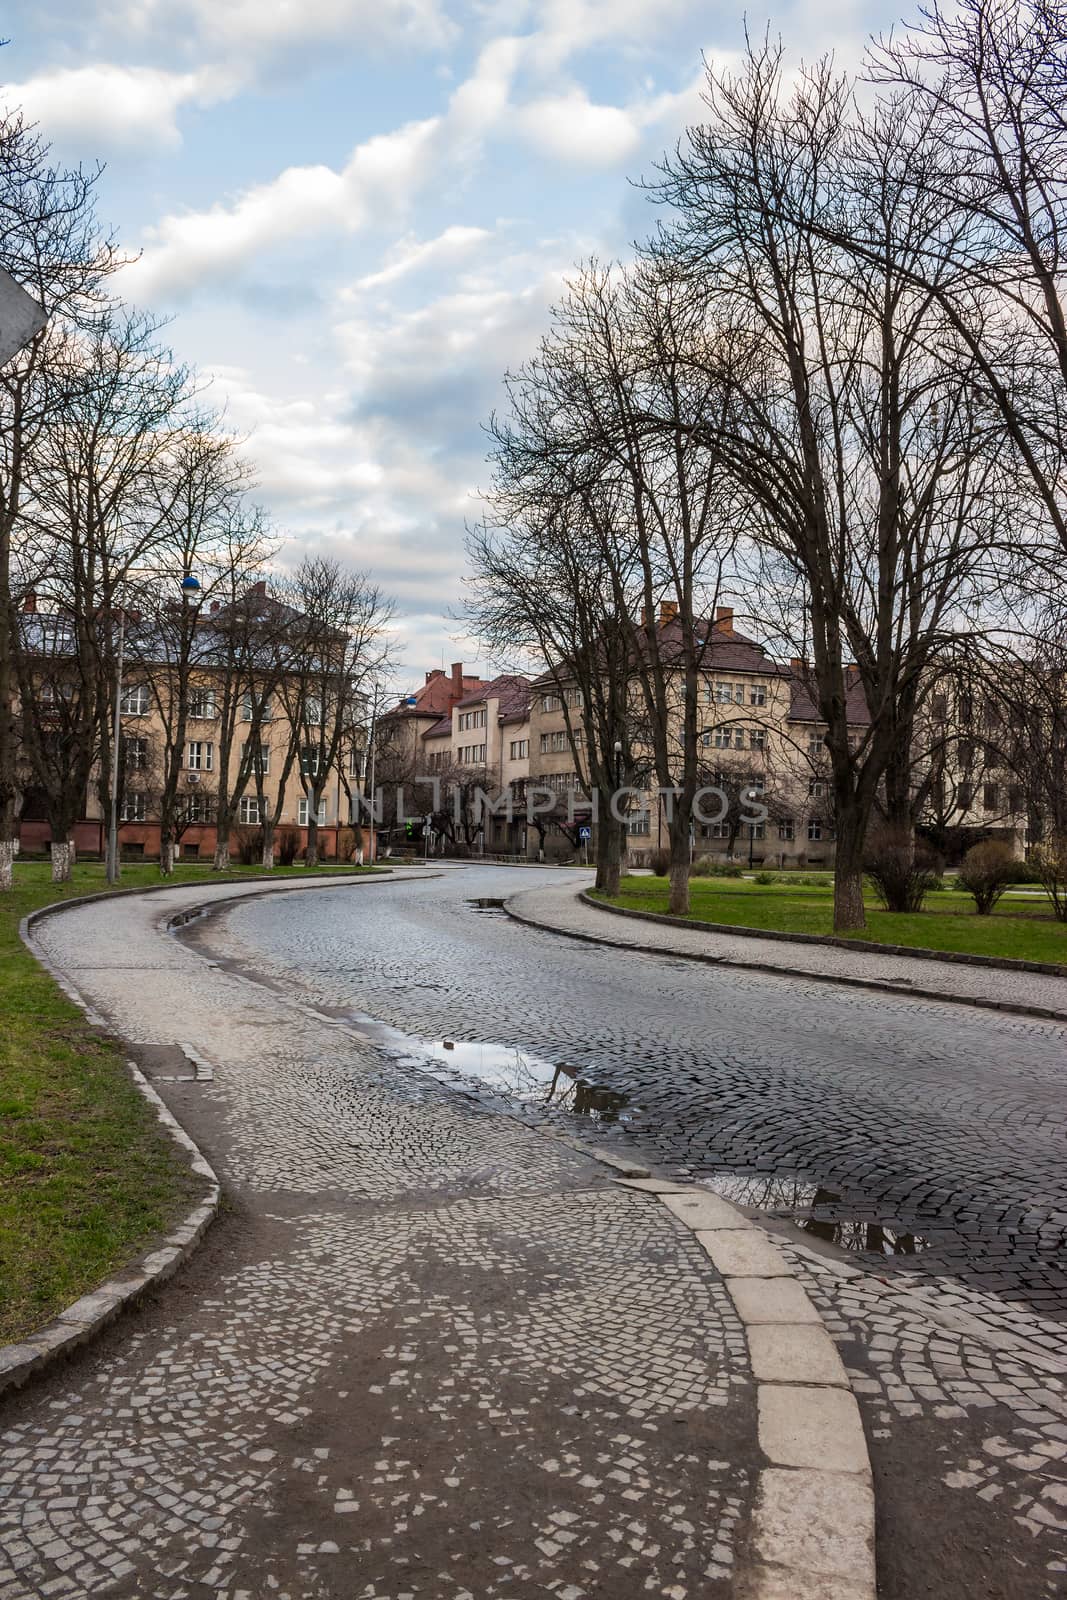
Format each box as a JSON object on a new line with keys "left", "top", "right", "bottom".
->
{"left": 210, "top": 600, "right": 220, "bottom": 614}
{"left": 789, "top": 657, "right": 809, "bottom": 674}
{"left": 248, "top": 580, "right": 266, "bottom": 601}
{"left": 451, "top": 661, "right": 464, "bottom": 702}
{"left": 22, "top": 591, "right": 36, "bottom": 614}
{"left": 639, "top": 604, "right": 650, "bottom": 628}
{"left": 714, "top": 605, "right": 733, "bottom": 632}
{"left": 659, "top": 600, "right": 679, "bottom": 626}
{"left": 426, "top": 668, "right": 444, "bottom": 683}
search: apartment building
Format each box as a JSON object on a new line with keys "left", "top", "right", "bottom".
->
{"left": 17, "top": 591, "right": 366, "bottom": 863}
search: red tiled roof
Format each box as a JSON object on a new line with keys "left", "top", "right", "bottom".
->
{"left": 383, "top": 669, "right": 489, "bottom": 721}
{"left": 455, "top": 673, "right": 532, "bottom": 720}
{"left": 788, "top": 665, "right": 871, "bottom": 726}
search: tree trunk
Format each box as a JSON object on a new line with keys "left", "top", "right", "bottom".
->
{"left": 832, "top": 812, "right": 867, "bottom": 931}
{"left": 306, "top": 813, "right": 319, "bottom": 868}
{"left": 51, "top": 838, "right": 73, "bottom": 883}
{"left": 667, "top": 815, "right": 691, "bottom": 916}
{"left": 213, "top": 834, "right": 231, "bottom": 871}
{"left": 261, "top": 826, "right": 275, "bottom": 870}
{"left": 0, "top": 837, "right": 14, "bottom": 892}
{"left": 595, "top": 813, "right": 624, "bottom": 895}
{"left": 160, "top": 835, "right": 175, "bottom": 876}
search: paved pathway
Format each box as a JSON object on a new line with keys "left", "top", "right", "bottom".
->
{"left": 1, "top": 877, "right": 756, "bottom": 1600}
{"left": 511, "top": 879, "right": 1067, "bottom": 1019}
{"left": 193, "top": 867, "right": 1067, "bottom": 1598}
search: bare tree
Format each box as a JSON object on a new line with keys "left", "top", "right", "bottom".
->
{"left": 0, "top": 109, "right": 117, "bottom": 885}
{"left": 275, "top": 557, "right": 393, "bottom": 868}
{"left": 650, "top": 43, "right": 1016, "bottom": 928}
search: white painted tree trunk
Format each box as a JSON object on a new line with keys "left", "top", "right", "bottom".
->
{"left": 160, "top": 838, "right": 175, "bottom": 876}
{"left": 213, "top": 840, "right": 230, "bottom": 872}
{"left": 0, "top": 839, "right": 14, "bottom": 891}
{"left": 261, "top": 837, "right": 274, "bottom": 870}
{"left": 51, "top": 839, "right": 72, "bottom": 882}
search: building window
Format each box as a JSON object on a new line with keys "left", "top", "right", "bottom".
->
{"left": 564, "top": 687, "right": 583, "bottom": 708}
{"left": 125, "top": 736, "right": 148, "bottom": 771}
{"left": 750, "top": 683, "right": 767, "bottom": 707}
{"left": 540, "top": 730, "right": 567, "bottom": 754}
{"left": 713, "top": 726, "right": 742, "bottom": 749}
{"left": 459, "top": 743, "right": 487, "bottom": 765}
{"left": 542, "top": 770, "right": 582, "bottom": 793}
{"left": 807, "top": 818, "right": 823, "bottom": 841}
{"left": 510, "top": 739, "right": 529, "bottom": 760}
{"left": 932, "top": 694, "right": 948, "bottom": 719}
{"left": 541, "top": 693, "right": 561, "bottom": 713}
{"left": 184, "top": 792, "right": 211, "bottom": 823}
{"left": 626, "top": 810, "right": 651, "bottom": 835}
{"left": 120, "top": 791, "right": 146, "bottom": 822}
{"left": 716, "top": 681, "right": 743, "bottom": 705}
{"left": 983, "top": 782, "right": 999, "bottom": 811}
{"left": 348, "top": 746, "right": 363, "bottom": 777}
{"left": 298, "top": 797, "right": 327, "bottom": 826}
{"left": 304, "top": 696, "right": 323, "bottom": 726}
{"left": 120, "top": 684, "right": 149, "bottom": 716}
{"left": 958, "top": 782, "right": 972, "bottom": 810}
{"left": 749, "top": 728, "right": 766, "bottom": 751}
{"left": 748, "top": 821, "right": 766, "bottom": 840}
{"left": 188, "top": 687, "right": 216, "bottom": 719}
{"left": 778, "top": 818, "right": 795, "bottom": 841}
{"left": 808, "top": 778, "right": 825, "bottom": 797}
{"left": 242, "top": 741, "right": 270, "bottom": 775}
{"left": 240, "top": 692, "right": 273, "bottom": 722}
{"left": 701, "top": 820, "right": 731, "bottom": 839}
{"left": 187, "top": 740, "right": 214, "bottom": 771}
{"left": 747, "top": 774, "right": 766, "bottom": 795}
{"left": 458, "top": 708, "right": 487, "bottom": 731}
{"left": 300, "top": 744, "right": 322, "bottom": 776}
{"left": 807, "top": 732, "right": 823, "bottom": 758}
{"left": 238, "top": 796, "right": 261, "bottom": 825}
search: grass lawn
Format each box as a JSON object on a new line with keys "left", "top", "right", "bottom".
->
{"left": 1, "top": 857, "right": 381, "bottom": 1343}
{"left": 595, "top": 874, "right": 1067, "bottom": 967}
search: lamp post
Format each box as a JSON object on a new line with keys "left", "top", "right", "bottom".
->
{"left": 106, "top": 603, "right": 126, "bottom": 885}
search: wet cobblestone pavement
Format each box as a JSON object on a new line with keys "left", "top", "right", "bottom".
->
{"left": 193, "top": 865, "right": 1067, "bottom": 1597}
{"left": 1, "top": 876, "right": 755, "bottom": 1600}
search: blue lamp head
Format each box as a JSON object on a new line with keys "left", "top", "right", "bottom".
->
{"left": 404, "top": 695, "right": 417, "bottom": 707}
{"left": 180, "top": 574, "right": 201, "bottom": 594}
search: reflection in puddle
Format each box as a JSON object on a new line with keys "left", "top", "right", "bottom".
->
{"left": 347, "top": 1010, "right": 637, "bottom": 1123}
{"left": 467, "top": 898, "right": 507, "bottom": 912}
{"left": 543, "top": 1063, "right": 636, "bottom": 1124}
{"left": 703, "top": 1172, "right": 929, "bottom": 1256}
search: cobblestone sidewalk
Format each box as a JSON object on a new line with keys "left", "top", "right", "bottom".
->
{"left": 508, "top": 881, "right": 1067, "bottom": 1019}
{"left": 1, "top": 881, "right": 757, "bottom": 1600}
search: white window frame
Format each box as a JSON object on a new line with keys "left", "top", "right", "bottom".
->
{"left": 238, "top": 796, "right": 261, "bottom": 825}
{"left": 188, "top": 687, "right": 216, "bottom": 719}
{"left": 298, "top": 796, "right": 327, "bottom": 827}
{"left": 120, "top": 684, "right": 149, "bottom": 716}
{"left": 187, "top": 740, "right": 214, "bottom": 772}
{"left": 120, "top": 791, "right": 146, "bottom": 822}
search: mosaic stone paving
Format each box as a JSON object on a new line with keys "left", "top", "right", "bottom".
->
{"left": 195, "top": 866, "right": 1067, "bottom": 1598}
{"left": 1, "top": 878, "right": 754, "bottom": 1600}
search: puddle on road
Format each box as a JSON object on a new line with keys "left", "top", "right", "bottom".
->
{"left": 467, "top": 897, "right": 507, "bottom": 912}
{"left": 344, "top": 1009, "right": 640, "bottom": 1124}
{"left": 703, "top": 1170, "right": 930, "bottom": 1256}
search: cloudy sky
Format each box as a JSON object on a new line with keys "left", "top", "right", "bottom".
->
{"left": 5, "top": 0, "right": 890, "bottom": 682}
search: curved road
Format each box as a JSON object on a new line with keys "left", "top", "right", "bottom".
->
{"left": 199, "top": 864, "right": 1067, "bottom": 1332}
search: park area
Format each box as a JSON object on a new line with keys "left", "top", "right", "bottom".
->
{"left": 596, "top": 871, "right": 1067, "bottom": 967}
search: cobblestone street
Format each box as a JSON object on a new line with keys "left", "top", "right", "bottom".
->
{"left": 192, "top": 865, "right": 1067, "bottom": 1597}
{"left": 1, "top": 876, "right": 756, "bottom": 1600}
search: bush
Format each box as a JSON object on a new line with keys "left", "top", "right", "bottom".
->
{"left": 863, "top": 826, "right": 942, "bottom": 913}
{"left": 649, "top": 847, "right": 670, "bottom": 876}
{"left": 336, "top": 827, "right": 359, "bottom": 862}
{"left": 234, "top": 826, "right": 264, "bottom": 865}
{"left": 754, "top": 870, "right": 776, "bottom": 884}
{"left": 689, "top": 857, "right": 744, "bottom": 877}
{"left": 957, "top": 840, "right": 1017, "bottom": 915}
{"left": 1031, "top": 835, "right": 1067, "bottom": 922}
{"left": 276, "top": 827, "right": 300, "bottom": 865}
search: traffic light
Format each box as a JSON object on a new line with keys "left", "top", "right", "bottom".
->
{"left": 405, "top": 818, "right": 414, "bottom": 839}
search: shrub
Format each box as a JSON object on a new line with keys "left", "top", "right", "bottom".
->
{"left": 754, "top": 870, "right": 776, "bottom": 884}
{"left": 649, "top": 847, "right": 670, "bottom": 876}
{"left": 957, "top": 840, "right": 1017, "bottom": 915}
{"left": 275, "top": 827, "right": 300, "bottom": 865}
{"left": 336, "top": 827, "right": 359, "bottom": 862}
{"left": 863, "top": 826, "right": 942, "bottom": 913}
{"left": 1031, "top": 835, "right": 1067, "bottom": 922}
{"left": 234, "top": 826, "right": 264, "bottom": 865}
{"left": 689, "top": 857, "right": 744, "bottom": 877}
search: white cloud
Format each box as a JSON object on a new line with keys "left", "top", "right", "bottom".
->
{"left": 6, "top": 63, "right": 230, "bottom": 152}
{"left": 516, "top": 89, "right": 642, "bottom": 167}
{"left": 127, "top": 116, "right": 440, "bottom": 301}
{"left": 351, "top": 225, "right": 493, "bottom": 290}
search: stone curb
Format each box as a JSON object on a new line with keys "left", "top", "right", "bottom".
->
{"left": 503, "top": 894, "right": 1067, "bottom": 1026}
{"left": 581, "top": 890, "right": 1066, "bottom": 978}
{"left": 616, "top": 1176, "right": 877, "bottom": 1600}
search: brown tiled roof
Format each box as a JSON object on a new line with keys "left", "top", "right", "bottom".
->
{"left": 383, "top": 669, "right": 489, "bottom": 722}
{"left": 421, "top": 717, "right": 453, "bottom": 740}
{"left": 788, "top": 665, "right": 872, "bottom": 726}
{"left": 454, "top": 673, "right": 531, "bottom": 717}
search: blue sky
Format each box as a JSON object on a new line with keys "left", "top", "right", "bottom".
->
{"left": 4, "top": 0, "right": 893, "bottom": 681}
